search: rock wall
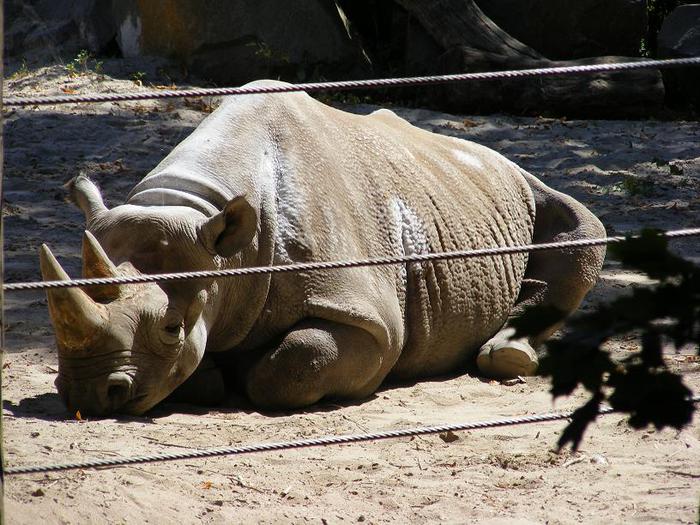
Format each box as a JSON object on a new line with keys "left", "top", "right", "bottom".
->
{"left": 658, "top": 4, "right": 700, "bottom": 58}
{"left": 5, "top": 0, "right": 370, "bottom": 84}
{"left": 4, "top": 0, "right": 680, "bottom": 116}
{"left": 112, "top": 0, "right": 370, "bottom": 83}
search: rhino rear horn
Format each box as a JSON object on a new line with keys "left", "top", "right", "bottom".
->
{"left": 82, "top": 231, "right": 122, "bottom": 301}
{"left": 40, "top": 244, "right": 107, "bottom": 351}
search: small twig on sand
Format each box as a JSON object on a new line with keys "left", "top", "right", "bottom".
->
{"left": 142, "top": 437, "right": 196, "bottom": 449}
{"left": 562, "top": 456, "right": 586, "bottom": 468}
{"left": 231, "top": 475, "right": 266, "bottom": 494}
{"left": 669, "top": 470, "right": 700, "bottom": 479}
{"left": 340, "top": 413, "right": 369, "bottom": 433}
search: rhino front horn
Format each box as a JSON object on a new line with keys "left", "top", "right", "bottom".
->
{"left": 82, "top": 231, "right": 122, "bottom": 301}
{"left": 40, "top": 244, "right": 107, "bottom": 351}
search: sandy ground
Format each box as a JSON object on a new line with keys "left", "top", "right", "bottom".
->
{"left": 2, "top": 60, "right": 700, "bottom": 524}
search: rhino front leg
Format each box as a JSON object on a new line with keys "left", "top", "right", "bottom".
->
{"left": 166, "top": 355, "right": 226, "bottom": 406}
{"left": 246, "top": 319, "right": 387, "bottom": 409}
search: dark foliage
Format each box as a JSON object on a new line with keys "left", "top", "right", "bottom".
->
{"left": 513, "top": 230, "right": 698, "bottom": 450}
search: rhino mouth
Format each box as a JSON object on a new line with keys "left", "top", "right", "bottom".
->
{"left": 55, "top": 372, "right": 144, "bottom": 416}
{"left": 118, "top": 393, "right": 152, "bottom": 415}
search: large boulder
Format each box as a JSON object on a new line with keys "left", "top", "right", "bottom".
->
{"left": 658, "top": 4, "right": 700, "bottom": 58}
{"left": 657, "top": 4, "right": 700, "bottom": 109}
{"left": 4, "top": 0, "right": 116, "bottom": 63}
{"left": 475, "top": 0, "right": 647, "bottom": 60}
{"left": 112, "top": 0, "right": 370, "bottom": 84}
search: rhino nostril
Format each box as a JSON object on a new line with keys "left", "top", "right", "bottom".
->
{"left": 106, "top": 373, "right": 133, "bottom": 408}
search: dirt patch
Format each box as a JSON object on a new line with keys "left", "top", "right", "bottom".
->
{"left": 3, "top": 62, "right": 700, "bottom": 523}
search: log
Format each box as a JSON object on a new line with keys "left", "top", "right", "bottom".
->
{"left": 392, "top": 0, "right": 664, "bottom": 117}
{"left": 393, "top": 0, "right": 541, "bottom": 59}
{"left": 438, "top": 48, "right": 665, "bottom": 118}
{"left": 477, "top": 0, "right": 648, "bottom": 60}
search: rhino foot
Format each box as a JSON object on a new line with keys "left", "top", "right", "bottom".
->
{"left": 477, "top": 339, "right": 538, "bottom": 379}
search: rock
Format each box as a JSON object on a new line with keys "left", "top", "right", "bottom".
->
{"left": 4, "top": 0, "right": 117, "bottom": 63}
{"left": 657, "top": 4, "right": 700, "bottom": 109}
{"left": 589, "top": 453, "right": 610, "bottom": 465}
{"left": 6, "top": 0, "right": 370, "bottom": 85}
{"left": 439, "top": 431, "right": 460, "bottom": 443}
{"left": 112, "top": 0, "right": 370, "bottom": 84}
{"left": 476, "top": 0, "right": 647, "bottom": 60}
{"left": 501, "top": 376, "right": 527, "bottom": 386}
{"left": 658, "top": 5, "right": 700, "bottom": 58}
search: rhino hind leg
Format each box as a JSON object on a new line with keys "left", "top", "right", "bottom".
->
{"left": 245, "top": 319, "right": 387, "bottom": 409}
{"left": 477, "top": 327, "right": 539, "bottom": 379}
{"left": 477, "top": 172, "right": 606, "bottom": 380}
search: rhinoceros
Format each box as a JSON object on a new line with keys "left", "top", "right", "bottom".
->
{"left": 39, "top": 80, "right": 605, "bottom": 415}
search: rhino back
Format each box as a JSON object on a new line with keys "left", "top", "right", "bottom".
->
{"left": 234, "top": 94, "right": 536, "bottom": 378}
{"left": 125, "top": 87, "right": 535, "bottom": 377}
{"left": 126, "top": 92, "right": 281, "bottom": 218}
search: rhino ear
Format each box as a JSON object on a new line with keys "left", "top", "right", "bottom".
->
{"left": 200, "top": 196, "right": 257, "bottom": 257}
{"left": 65, "top": 175, "right": 108, "bottom": 225}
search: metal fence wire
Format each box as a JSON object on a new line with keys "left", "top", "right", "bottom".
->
{"left": 6, "top": 57, "right": 700, "bottom": 108}
{"left": 6, "top": 396, "right": 700, "bottom": 475}
{"left": 4, "top": 228, "right": 700, "bottom": 293}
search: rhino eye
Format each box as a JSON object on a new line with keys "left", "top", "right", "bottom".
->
{"left": 165, "top": 323, "right": 181, "bottom": 335}
{"left": 160, "top": 322, "right": 183, "bottom": 345}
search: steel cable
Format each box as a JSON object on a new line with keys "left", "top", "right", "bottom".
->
{"left": 7, "top": 395, "right": 700, "bottom": 475}
{"left": 5, "top": 57, "right": 700, "bottom": 108}
{"left": 5, "top": 227, "right": 700, "bottom": 293}
{"left": 5, "top": 406, "right": 614, "bottom": 475}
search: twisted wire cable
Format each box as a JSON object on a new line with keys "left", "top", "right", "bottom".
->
{"left": 4, "top": 405, "right": 613, "bottom": 475}
{"left": 6, "top": 57, "right": 700, "bottom": 107}
{"left": 8, "top": 394, "right": 700, "bottom": 475}
{"left": 5, "top": 227, "right": 700, "bottom": 293}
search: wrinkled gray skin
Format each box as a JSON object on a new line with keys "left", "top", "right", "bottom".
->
{"left": 41, "top": 80, "right": 606, "bottom": 415}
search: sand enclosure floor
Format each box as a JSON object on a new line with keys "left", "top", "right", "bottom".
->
{"left": 2, "top": 63, "right": 700, "bottom": 523}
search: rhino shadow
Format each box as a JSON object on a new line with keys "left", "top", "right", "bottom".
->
{"left": 151, "top": 384, "right": 382, "bottom": 419}
{"left": 3, "top": 394, "right": 164, "bottom": 424}
{"left": 3, "top": 393, "right": 75, "bottom": 422}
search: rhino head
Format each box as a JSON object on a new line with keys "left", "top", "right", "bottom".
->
{"left": 41, "top": 177, "right": 258, "bottom": 416}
